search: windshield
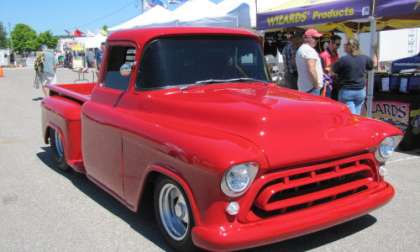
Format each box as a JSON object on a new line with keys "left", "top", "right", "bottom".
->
{"left": 137, "top": 36, "right": 270, "bottom": 89}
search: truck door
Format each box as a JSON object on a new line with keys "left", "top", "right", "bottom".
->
{"left": 82, "top": 44, "right": 136, "bottom": 198}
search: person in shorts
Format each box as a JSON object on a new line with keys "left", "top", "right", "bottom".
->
{"left": 38, "top": 45, "right": 57, "bottom": 97}
{"left": 295, "top": 28, "right": 324, "bottom": 95}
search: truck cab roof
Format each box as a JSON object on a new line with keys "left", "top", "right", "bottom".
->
{"left": 107, "top": 27, "right": 260, "bottom": 45}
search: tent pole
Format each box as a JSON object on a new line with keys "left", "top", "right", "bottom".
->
{"left": 367, "top": 15, "right": 377, "bottom": 118}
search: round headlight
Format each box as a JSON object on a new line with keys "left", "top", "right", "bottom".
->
{"left": 375, "top": 135, "right": 402, "bottom": 163}
{"left": 221, "top": 162, "right": 259, "bottom": 198}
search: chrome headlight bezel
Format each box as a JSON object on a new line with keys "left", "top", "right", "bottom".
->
{"left": 221, "top": 162, "right": 259, "bottom": 198}
{"left": 375, "top": 135, "right": 402, "bottom": 163}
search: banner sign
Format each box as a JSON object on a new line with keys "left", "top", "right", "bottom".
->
{"left": 256, "top": 0, "right": 371, "bottom": 30}
{"left": 375, "top": 0, "right": 420, "bottom": 18}
{"left": 372, "top": 101, "right": 410, "bottom": 131}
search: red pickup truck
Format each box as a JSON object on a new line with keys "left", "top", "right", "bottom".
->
{"left": 42, "top": 27, "right": 402, "bottom": 251}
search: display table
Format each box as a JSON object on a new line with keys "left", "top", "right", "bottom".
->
{"left": 372, "top": 73, "right": 420, "bottom": 150}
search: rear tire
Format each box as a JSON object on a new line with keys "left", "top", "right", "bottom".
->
{"left": 154, "top": 177, "right": 197, "bottom": 252}
{"left": 49, "top": 128, "right": 70, "bottom": 171}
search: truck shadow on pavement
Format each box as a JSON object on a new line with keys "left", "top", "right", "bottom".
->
{"left": 244, "top": 214, "right": 377, "bottom": 251}
{"left": 37, "top": 146, "right": 377, "bottom": 252}
{"left": 36, "top": 147, "right": 172, "bottom": 251}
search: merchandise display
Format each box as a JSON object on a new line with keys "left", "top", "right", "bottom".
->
{"left": 373, "top": 67, "right": 420, "bottom": 149}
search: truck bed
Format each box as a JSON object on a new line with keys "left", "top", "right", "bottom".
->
{"left": 47, "top": 83, "right": 95, "bottom": 103}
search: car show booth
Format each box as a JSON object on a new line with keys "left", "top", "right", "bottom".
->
{"left": 256, "top": 0, "right": 420, "bottom": 149}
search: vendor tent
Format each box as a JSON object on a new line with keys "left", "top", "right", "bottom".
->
{"left": 376, "top": 0, "right": 420, "bottom": 18}
{"left": 109, "top": 0, "right": 256, "bottom": 31}
{"left": 171, "top": 0, "right": 237, "bottom": 27}
{"left": 391, "top": 53, "right": 420, "bottom": 73}
{"left": 84, "top": 33, "right": 107, "bottom": 48}
{"left": 109, "top": 5, "right": 174, "bottom": 31}
{"left": 370, "top": 0, "right": 420, "bottom": 31}
{"left": 173, "top": 0, "right": 224, "bottom": 22}
{"left": 256, "top": 0, "right": 371, "bottom": 31}
{"left": 174, "top": 0, "right": 257, "bottom": 28}
{"left": 216, "top": 0, "right": 256, "bottom": 27}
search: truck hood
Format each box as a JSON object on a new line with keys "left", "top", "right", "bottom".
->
{"left": 144, "top": 83, "right": 392, "bottom": 168}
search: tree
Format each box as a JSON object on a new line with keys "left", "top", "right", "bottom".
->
{"left": 11, "top": 23, "right": 37, "bottom": 53}
{"left": 36, "top": 31, "right": 58, "bottom": 49}
{"left": 0, "top": 22, "right": 8, "bottom": 48}
{"left": 100, "top": 25, "right": 108, "bottom": 36}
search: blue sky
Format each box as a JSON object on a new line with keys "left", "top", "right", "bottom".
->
{"left": 0, "top": 0, "right": 223, "bottom": 36}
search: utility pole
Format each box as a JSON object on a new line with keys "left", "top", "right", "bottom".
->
{"left": 137, "top": 0, "right": 144, "bottom": 14}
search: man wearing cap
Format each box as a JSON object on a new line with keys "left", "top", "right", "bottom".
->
{"left": 295, "top": 28, "right": 324, "bottom": 95}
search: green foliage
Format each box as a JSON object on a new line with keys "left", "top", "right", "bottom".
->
{"left": 0, "top": 22, "right": 8, "bottom": 48}
{"left": 36, "top": 31, "right": 58, "bottom": 50}
{"left": 9, "top": 23, "right": 59, "bottom": 53}
{"left": 11, "top": 23, "right": 37, "bottom": 53}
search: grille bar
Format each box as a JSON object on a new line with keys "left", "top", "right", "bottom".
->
{"left": 250, "top": 154, "right": 378, "bottom": 219}
{"left": 256, "top": 177, "right": 373, "bottom": 211}
{"left": 255, "top": 164, "right": 372, "bottom": 207}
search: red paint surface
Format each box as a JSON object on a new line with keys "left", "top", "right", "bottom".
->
{"left": 41, "top": 27, "right": 401, "bottom": 251}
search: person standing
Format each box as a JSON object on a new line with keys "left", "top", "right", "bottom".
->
{"left": 94, "top": 42, "right": 106, "bottom": 78}
{"left": 320, "top": 34, "right": 342, "bottom": 97}
{"left": 86, "top": 48, "right": 96, "bottom": 68}
{"left": 39, "top": 45, "right": 57, "bottom": 97}
{"left": 95, "top": 42, "right": 106, "bottom": 70}
{"left": 333, "top": 38, "right": 375, "bottom": 115}
{"left": 320, "top": 35, "right": 341, "bottom": 73}
{"left": 295, "top": 28, "right": 324, "bottom": 95}
{"left": 282, "top": 31, "right": 303, "bottom": 90}
{"left": 10, "top": 51, "right": 15, "bottom": 66}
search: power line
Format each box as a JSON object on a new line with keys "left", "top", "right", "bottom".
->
{"left": 74, "top": 0, "right": 136, "bottom": 30}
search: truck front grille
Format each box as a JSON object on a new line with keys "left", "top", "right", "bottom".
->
{"left": 252, "top": 154, "right": 377, "bottom": 218}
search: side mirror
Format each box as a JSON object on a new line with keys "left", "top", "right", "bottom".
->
{"left": 120, "top": 62, "right": 134, "bottom": 77}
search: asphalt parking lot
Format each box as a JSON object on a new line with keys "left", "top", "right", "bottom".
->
{"left": 0, "top": 68, "right": 419, "bottom": 252}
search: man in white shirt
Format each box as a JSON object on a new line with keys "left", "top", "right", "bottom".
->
{"left": 295, "top": 28, "right": 324, "bottom": 95}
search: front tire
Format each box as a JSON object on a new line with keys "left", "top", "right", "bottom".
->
{"left": 49, "top": 128, "right": 70, "bottom": 171}
{"left": 154, "top": 177, "right": 196, "bottom": 252}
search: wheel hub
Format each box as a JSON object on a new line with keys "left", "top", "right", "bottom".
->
{"left": 159, "top": 183, "right": 190, "bottom": 241}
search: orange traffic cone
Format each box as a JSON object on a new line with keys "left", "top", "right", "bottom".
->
{"left": 0, "top": 67, "right": 4, "bottom": 77}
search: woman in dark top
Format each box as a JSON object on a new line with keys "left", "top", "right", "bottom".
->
{"left": 333, "top": 38, "right": 375, "bottom": 115}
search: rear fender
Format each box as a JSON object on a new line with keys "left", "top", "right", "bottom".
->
{"left": 41, "top": 97, "right": 83, "bottom": 169}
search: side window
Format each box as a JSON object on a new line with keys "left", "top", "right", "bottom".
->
{"left": 103, "top": 46, "right": 136, "bottom": 90}
{"left": 240, "top": 53, "right": 255, "bottom": 64}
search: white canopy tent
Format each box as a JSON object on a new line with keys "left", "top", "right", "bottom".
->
{"left": 84, "top": 33, "right": 107, "bottom": 49}
{"left": 172, "top": 0, "right": 225, "bottom": 22}
{"left": 108, "top": 0, "right": 256, "bottom": 31}
{"left": 217, "top": 0, "right": 256, "bottom": 28}
{"left": 109, "top": 6, "right": 174, "bottom": 31}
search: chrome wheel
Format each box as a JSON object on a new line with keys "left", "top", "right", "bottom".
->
{"left": 158, "top": 183, "right": 190, "bottom": 241}
{"left": 54, "top": 130, "right": 64, "bottom": 158}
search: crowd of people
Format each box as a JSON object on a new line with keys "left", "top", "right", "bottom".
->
{"left": 33, "top": 42, "right": 105, "bottom": 97}
{"left": 278, "top": 28, "right": 377, "bottom": 115}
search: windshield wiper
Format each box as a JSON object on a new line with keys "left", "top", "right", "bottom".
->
{"left": 180, "top": 78, "right": 266, "bottom": 90}
{"left": 196, "top": 77, "right": 264, "bottom": 84}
